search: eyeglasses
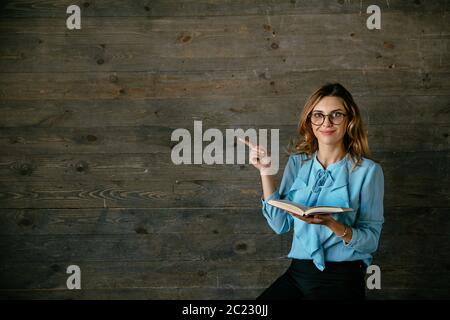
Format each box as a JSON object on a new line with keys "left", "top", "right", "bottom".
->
{"left": 308, "top": 111, "right": 347, "bottom": 126}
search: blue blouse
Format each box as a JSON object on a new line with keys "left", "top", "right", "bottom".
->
{"left": 261, "top": 151, "right": 384, "bottom": 271}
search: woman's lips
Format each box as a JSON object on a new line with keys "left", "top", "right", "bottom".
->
{"left": 321, "top": 131, "right": 336, "bottom": 135}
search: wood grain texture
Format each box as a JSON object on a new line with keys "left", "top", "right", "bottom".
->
{"left": 1, "top": 207, "right": 448, "bottom": 237}
{"left": 0, "top": 126, "right": 448, "bottom": 157}
{"left": 1, "top": 70, "right": 449, "bottom": 100}
{"left": 0, "top": 0, "right": 449, "bottom": 299}
{"left": 0, "top": 13, "right": 447, "bottom": 73}
{"left": 0, "top": 0, "right": 447, "bottom": 18}
{"left": 1, "top": 95, "right": 450, "bottom": 127}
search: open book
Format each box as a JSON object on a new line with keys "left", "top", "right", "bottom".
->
{"left": 267, "top": 199, "right": 353, "bottom": 217}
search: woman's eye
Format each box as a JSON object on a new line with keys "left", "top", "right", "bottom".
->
{"left": 312, "top": 113, "right": 323, "bottom": 118}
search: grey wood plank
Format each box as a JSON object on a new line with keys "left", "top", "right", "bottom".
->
{"left": 0, "top": 12, "right": 445, "bottom": 46}
{"left": 0, "top": 260, "right": 290, "bottom": 290}
{"left": 1, "top": 95, "right": 449, "bottom": 128}
{"left": 0, "top": 206, "right": 448, "bottom": 236}
{"left": 0, "top": 243, "right": 448, "bottom": 296}
{"left": 0, "top": 12, "right": 445, "bottom": 37}
{"left": 0, "top": 260, "right": 447, "bottom": 295}
{"left": 0, "top": 125, "right": 448, "bottom": 157}
{"left": 0, "top": 179, "right": 264, "bottom": 208}
{"left": 0, "top": 149, "right": 448, "bottom": 209}
{"left": 0, "top": 207, "right": 275, "bottom": 236}
{"left": 0, "top": 233, "right": 293, "bottom": 262}
{"left": 0, "top": 152, "right": 268, "bottom": 181}
{"left": 0, "top": 151, "right": 449, "bottom": 183}
{"left": 1, "top": 0, "right": 447, "bottom": 18}
{"left": 373, "top": 234, "right": 450, "bottom": 267}
{"left": 1, "top": 70, "right": 449, "bottom": 101}
{"left": 1, "top": 16, "right": 447, "bottom": 73}
{"left": 0, "top": 174, "right": 448, "bottom": 208}
{"left": 0, "top": 287, "right": 264, "bottom": 300}
{"left": 1, "top": 39, "right": 437, "bottom": 73}
{"left": 0, "top": 232, "right": 447, "bottom": 265}
{"left": 0, "top": 150, "right": 446, "bottom": 183}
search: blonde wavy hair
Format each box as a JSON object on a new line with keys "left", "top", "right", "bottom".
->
{"left": 287, "top": 82, "right": 379, "bottom": 170}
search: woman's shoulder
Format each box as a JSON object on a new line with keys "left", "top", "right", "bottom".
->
{"left": 359, "top": 156, "right": 378, "bottom": 168}
{"left": 288, "top": 152, "right": 312, "bottom": 161}
{"left": 287, "top": 152, "right": 311, "bottom": 167}
{"left": 349, "top": 156, "right": 383, "bottom": 175}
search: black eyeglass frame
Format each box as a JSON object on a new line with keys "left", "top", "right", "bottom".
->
{"left": 307, "top": 111, "right": 348, "bottom": 126}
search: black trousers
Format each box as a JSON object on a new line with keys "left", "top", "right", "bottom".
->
{"left": 256, "top": 259, "right": 366, "bottom": 300}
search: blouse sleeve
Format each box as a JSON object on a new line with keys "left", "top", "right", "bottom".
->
{"left": 345, "top": 162, "right": 385, "bottom": 253}
{"left": 260, "top": 155, "right": 298, "bottom": 234}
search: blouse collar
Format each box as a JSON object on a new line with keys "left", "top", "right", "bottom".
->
{"left": 294, "top": 151, "right": 351, "bottom": 193}
{"left": 311, "top": 151, "right": 349, "bottom": 193}
{"left": 312, "top": 150, "right": 349, "bottom": 172}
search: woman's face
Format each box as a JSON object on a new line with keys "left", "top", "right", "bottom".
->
{"left": 310, "top": 96, "right": 348, "bottom": 148}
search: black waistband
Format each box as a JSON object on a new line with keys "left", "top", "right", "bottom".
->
{"left": 290, "top": 259, "right": 365, "bottom": 273}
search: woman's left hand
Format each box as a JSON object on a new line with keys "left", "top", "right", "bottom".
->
{"left": 289, "top": 211, "right": 334, "bottom": 226}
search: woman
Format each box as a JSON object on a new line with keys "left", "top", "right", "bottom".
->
{"left": 249, "top": 82, "right": 384, "bottom": 300}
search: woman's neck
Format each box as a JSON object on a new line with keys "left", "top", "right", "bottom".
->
{"left": 316, "top": 145, "right": 346, "bottom": 169}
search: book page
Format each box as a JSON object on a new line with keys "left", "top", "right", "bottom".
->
{"left": 268, "top": 200, "right": 310, "bottom": 213}
{"left": 305, "top": 206, "right": 353, "bottom": 215}
{"left": 269, "top": 200, "right": 311, "bottom": 213}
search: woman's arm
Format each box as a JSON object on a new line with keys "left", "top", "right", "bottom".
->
{"left": 343, "top": 163, "right": 385, "bottom": 253}
{"left": 240, "top": 137, "right": 297, "bottom": 234}
{"left": 259, "top": 156, "right": 297, "bottom": 234}
{"left": 261, "top": 174, "right": 277, "bottom": 200}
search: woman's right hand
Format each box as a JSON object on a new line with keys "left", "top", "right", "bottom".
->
{"left": 238, "top": 138, "right": 273, "bottom": 175}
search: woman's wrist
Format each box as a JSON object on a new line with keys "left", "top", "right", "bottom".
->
{"left": 327, "top": 220, "right": 352, "bottom": 243}
{"left": 327, "top": 220, "right": 345, "bottom": 235}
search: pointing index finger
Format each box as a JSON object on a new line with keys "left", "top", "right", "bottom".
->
{"left": 238, "top": 137, "right": 257, "bottom": 150}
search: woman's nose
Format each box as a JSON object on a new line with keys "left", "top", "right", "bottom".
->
{"left": 322, "top": 116, "right": 333, "bottom": 127}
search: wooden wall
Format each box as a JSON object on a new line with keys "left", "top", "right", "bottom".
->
{"left": 0, "top": 0, "right": 449, "bottom": 299}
